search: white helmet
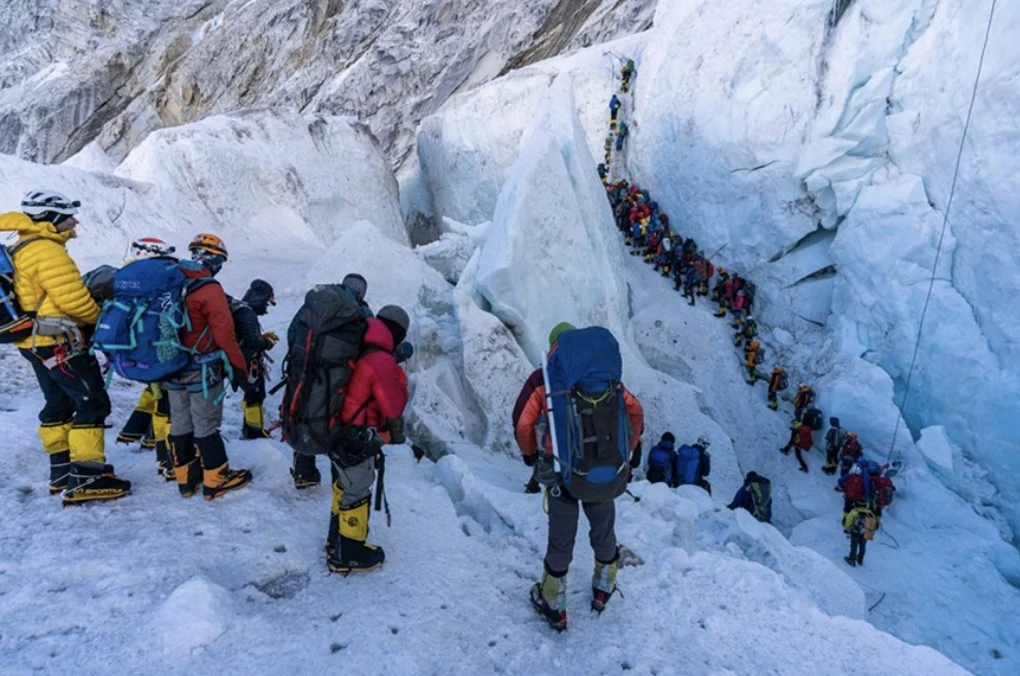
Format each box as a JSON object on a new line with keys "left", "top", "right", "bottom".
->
{"left": 21, "top": 189, "right": 81, "bottom": 218}
{"left": 697, "top": 435, "right": 711, "bottom": 448}
{"left": 128, "top": 237, "right": 175, "bottom": 261}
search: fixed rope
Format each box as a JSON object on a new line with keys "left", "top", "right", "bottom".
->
{"left": 886, "top": 0, "right": 998, "bottom": 463}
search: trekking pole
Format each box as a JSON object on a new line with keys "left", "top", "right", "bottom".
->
{"left": 541, "top": 350, "right": 565, "bottom": 496}
{"left": 625, "top": 488, "right": 641, "bottom": 503}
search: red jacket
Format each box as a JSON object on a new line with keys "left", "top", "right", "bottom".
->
{"left": 792, "top": 424, "right": 813, "bottom": 450}
{"left": 341, "top": 318, "right": 408, "bottom": 430}
{"left": 179, "top": 267, "right": 248, "bottom": 377}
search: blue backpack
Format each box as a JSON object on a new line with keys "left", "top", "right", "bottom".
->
{"left": 646, "top": 442, "right": 675, "bottom": 486}
{"left": 545, "top": 327, "right": 632, "bottom": 503}
{"left": 675, "top": 445, "right": 702, "bottom": 486}
{"left": 92, "top": 259, "right": 213, "bottom": 383}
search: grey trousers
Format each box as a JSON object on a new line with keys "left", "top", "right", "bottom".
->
{"left": 545, "top": 489, "right": 617, "bottom": 575}
{"left": 167, "top": 370, "right": 224, "bottom": 438}
{"left": 333, "top": 456, "right": 376, "bottom": 509}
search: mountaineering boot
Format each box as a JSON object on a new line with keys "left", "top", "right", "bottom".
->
{"left": 117, "top": 387, "right": 157, "bottom": 445}
{"left": 195, "top": 434, "right": 252, "bottom": 500}
{"left": 327, "top": 498, "right": 385, "bottom": 573}
{"left": 203, "top": 464, "right": 253, "bottom": 500}
{"left": 140, "top": 428, "right": 157, "bottom": 450}
{"left": 62, "top": 462, "right": 131, "bottom": 505}
{"left": 843, "top": 556, "right": 857, "bottom": 567}
{"left": 174, "top": 459, "right": 203, "bottom": 498}
{"left": 530, "top": 567, "right": 568, "bottom": 632}
{"left": 592, "top": 552, "right": 620, "bottom": 613}
{"left": 291, "top": 452, "right": 322, "bottom": 489}
{"left": 240, "top": 401, "right": 270, "bottom": 440}
{"left": 49, "top": 450, "right": 71, "bottom": 494}
{"left": 768, "top": 399, "right": 779, "bottom": 411}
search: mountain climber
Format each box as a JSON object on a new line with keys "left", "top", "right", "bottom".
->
{"left": 326, "top": 305, "right": 411, "bottom": 574}
{"left": 609, "top": 94, "right": 621, "bottom": 123}
{"left": 711, "top": 268, "right": 728, "bottom": 303}
{"left": 698, "top": 257, "right": 714, "bottom": 296}
{"left": 1, "top": 190, "right": 132, "bottom": 504}
{"left": 766, "top": 365, "right": 786, "bottom": 410}
{"left": 682, "top": 265, "right": 698, "bottom": 306}
{"left": 597, "top": 163, "right": 608, "bottom": 182}
{"left": 615, "top": 121, "right": 629, "bottom": 151}
{"left": 229, "top": 279, "right": 277, "bottom": 441}
{"left": 793, "top": 383, "right": 815, "bottom": 420}
{"left": 620, "top": 59, "right": 635, "bottom": 92}
{"left": 780, "top": 419, "right": 812, "bottom": 472}
{"left": 735, "top": 315, "right": 757, "bottom": 347}
{"left": 113, "top": 237, "right": 179, "bottom": 481}
{"left": 823, "top": 417, "right": 848, "bottom": 475}
{"left": 675, "top": 435, "right": 712, "bottom": 494}
{"left": 517, "top": 324, "right": 644, "bottom": 631}
{"left": 744, "top": 340, "right": 762, "bottom": 384}
{"left": 289, "top": 272, "right": 375, "bottom": 490}
{"left": 843, "top": 502, "right": 877, "bottom": 567}
{"left": 646, "top": 432, "right": 678, "bottom": 486}
{"left": 727, "top": 471, "right": 772, "bottom": 523}
{"left": 166, "top": 234, "right": 252, "bottom": 501}
{"left": 837, "top": 432, "right": 863, "bottom": 481}
{"left": 731, "top": 289, "right": 747, "bottom": 325}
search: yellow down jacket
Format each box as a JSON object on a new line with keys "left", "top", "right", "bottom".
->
{"left": 0, "top": 212, "right": 100, "bottom": 349}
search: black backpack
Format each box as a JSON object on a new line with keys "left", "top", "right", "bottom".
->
{"left": 803, "top": 407, "right": 823, "bottom": 431}
{"left": 0, "top": 238, "right": 41, "bottom": 343}
{"left": 279, "top": 284, "right": 368, "bottom": 457}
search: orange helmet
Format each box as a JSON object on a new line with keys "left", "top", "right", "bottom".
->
{"left": 849, "top": 432, "right": 858, "bottom": 439}
{"left": 188, "top": 233, "right": 228, "bottom": 260}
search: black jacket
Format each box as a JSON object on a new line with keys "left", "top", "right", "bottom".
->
{"left": 228, "top": 297, "right": 270, "bottom": 363}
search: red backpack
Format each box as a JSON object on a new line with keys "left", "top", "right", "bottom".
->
{"left": 873, "top": 475, "right": 895, "bottom": 509}
{"left": 844, "top": 475, "right": 865, "bottom": 502}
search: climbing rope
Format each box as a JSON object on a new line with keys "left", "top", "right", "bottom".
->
{"left": 886, "top": 0, "right": 998, "bottom": 463}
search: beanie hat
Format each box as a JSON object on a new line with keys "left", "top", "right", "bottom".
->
{"left": 548, "top": 321, "right": 576, "bottom": 349}
{"left": 342, "top": 273, "right": 368, "bottom": 302}
{"left": 661, "top": 432, "right": 675, "bottom": 444}
{"left": 830, "top": 417, "right": 840, "bottom": 428}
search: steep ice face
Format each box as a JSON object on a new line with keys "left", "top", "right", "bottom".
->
{"left": 474, "top": 75, "right": 630, "bottom": 364}
{"left": 626, "top": 0, "right": 1020, "bottom": 536}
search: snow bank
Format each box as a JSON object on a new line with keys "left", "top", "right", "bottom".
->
{"left": 116, "top": 109, "right": 408, "bottom": 254}
{"left": 157, "top": 577, "right": 234, "bottom": 654}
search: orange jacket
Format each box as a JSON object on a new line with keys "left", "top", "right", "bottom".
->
{"left": 515, "top": 384, "right": 644, "bottom": 460}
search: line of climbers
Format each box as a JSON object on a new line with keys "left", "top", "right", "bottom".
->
{"left": 595, "top": 65, "right": 897, "bottom": 569}
{"left": 1, "top": 189, "right": 425, "bottom": 576}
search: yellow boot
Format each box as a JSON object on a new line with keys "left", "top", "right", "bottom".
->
{"left": 327, "top": 498, "right": 385, "bottom": 573}
{"left": 241, "top": 400, "right": 270, "bottom": 440}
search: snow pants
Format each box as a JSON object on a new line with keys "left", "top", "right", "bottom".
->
{"left": 21, "top": 347, "right": 111, "bottom": 463}
{"left": 849, "top": 533, "right": 867, "bottom": 563}
{"left": 167, "top": 369, "right": 224, "bottom": 439}
{"left": 545, "top": 489, "right": 617, "bottom": 576}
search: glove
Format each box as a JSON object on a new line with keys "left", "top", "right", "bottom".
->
{"left": 387, "top": 417, "right": 406, "bottom": 445}
{"left": 411, "top": 444, "right": 426, "bottom": 463}
{"left": 630, "top": 439, "right": 643, "bottom": 469}
{"left": 262, "top": 331, "right": 279, "bottom": 349}
{"left": 522, "top": 453, "right": 537, "bottom": 467}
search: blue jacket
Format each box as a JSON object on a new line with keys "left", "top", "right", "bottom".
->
{"left": 647, "top": 440, "right": 677, "bottom": 485}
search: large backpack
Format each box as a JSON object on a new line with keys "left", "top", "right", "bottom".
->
{"left": 675, "top": 445, "right": 702, "bottom": 486}
{"left": 646, "top": 444, "right": 674, "bottom": 486}
{"left": 545, "top": 327, "right": 632, "bottom": 503}
{"left": 777, "top": 372, "right": 789, "bottom": 391}
{"left": 803, "top": 407, "right": 823, "bottom": 431}
{"left": 748, "top": 478, "right": 772, "bottom": 523}
{"left": 279, "top": 284, "right": 367, "bottom": 457}
{"left": 859, "top": 511, "right": 878, "bottom": 540}
{"left": 843, "top": 474, "right": 865, "bottom": 502}
{"left": 872, "top": 475, "right": 895, "bottom": 509}
{"left": 0, "top": 238, "right": 41, "bottom": 343}
{"left": 92, "top": 259, "right": 214, "bottom": 383}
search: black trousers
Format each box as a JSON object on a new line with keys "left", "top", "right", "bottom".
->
{"left": 20, "top": 347, "right": 111, "bottom": 426}
{"left": 849, "top": 534, "right": 867, "bottom": 563}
